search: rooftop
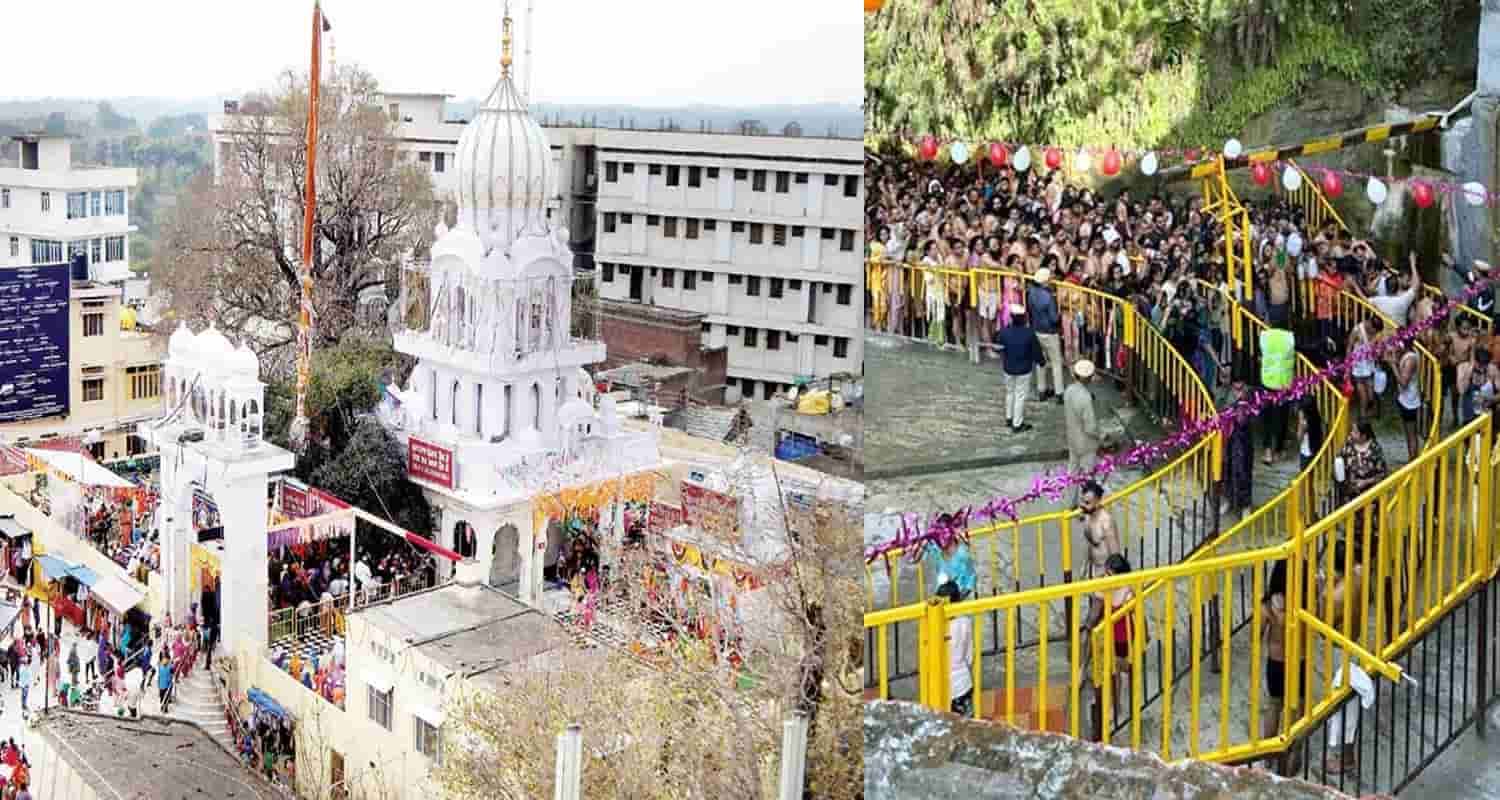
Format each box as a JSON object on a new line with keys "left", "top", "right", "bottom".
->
{"left": 33, "top": 710, "right": 278, "bottom": 799}
{"left": 355, "top": 583, "right": 576, "bottom": 687}
{"left": 597, "top": 362, "right": 697, "bottom": 388}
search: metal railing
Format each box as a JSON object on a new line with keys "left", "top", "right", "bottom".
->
{"left": 1278, "top": 159, "right": 1349, "bottom": 235}
{"left": 267, "top": 573, "right": 439, "bottom": 644}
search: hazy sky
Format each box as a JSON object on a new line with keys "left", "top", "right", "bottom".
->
{"left": 6, "top": 1, "right": 861, "bottom": 106}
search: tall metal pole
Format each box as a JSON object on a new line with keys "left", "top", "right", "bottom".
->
{"left": 290, "top": 1, "right": 325, "bottom": 452}
{"left": 553, "top": 723, "right": 582, "bottom": 800}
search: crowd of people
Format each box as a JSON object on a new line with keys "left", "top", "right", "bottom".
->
{"left": 269, "top": 535, "right": 438, "bottom": 612}
{"left": 877, "top": 154, "right": 1500, "bottom": 770}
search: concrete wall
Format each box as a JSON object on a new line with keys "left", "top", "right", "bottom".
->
{"left": 28, "top": 727, "right": 106, "bottom": 800}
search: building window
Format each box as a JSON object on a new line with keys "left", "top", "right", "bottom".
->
{"left": 414, "top": 716, "right": 443, "bottom": 763}
{"left": 815, "top": 334, "right": 830, "bottom": 346}
{"left": 701, "top": 271, "right": 713, "bottom": 282}
{"left": 475, "top": 383, "right": 484, "bottom": 436}
{"left": 127, "top": 434, "right": 148, "bottom": 456}
{"left": 785, "top": 332, "right": 799, "bottom": 342}
{"left": 40, "top": 192, "right": 50, "bottom": 213}
{"left": 844, "top": 175, "right": 859, "bottom": 198}
{"left": 744, "top": 327, "right": 758, "bottom": 347}
{"left": 128, "top": 365, "right": 161, "bottom": 399}
{"left": 83, "top": 312, "right": 104, "bottom": 337}
{"left": 90, "top": 238, "right": 101, "bottom": 263}
{"left": 820, "top": 228, "right": 835, "bottom": 241}
{"left": 685, "top": 219, "right": 699, "bottom": 240}
{"left": 791, "top": 226, "right": 805, "bottom": 238}
{"left": 749, "top": 223, "right": 764, "bottom": 244}
{"left": 707, "top": 167, "right": 719, "bottom": 179}
{"left": 419, "top": 152, "right": 432, "bottom": 163}
{"left": 431, "top": 369, "right": 438, "bottom": 420}
{"left": 451, "top": 379, "right": 461, "bottom": 426}
{"left": 90, "top": 192, "right": 102, "bottom": 216}
{"left": 603, "top": 212, "right": 617, "bottom": 233}
{"left": 837, "top": 285, "right": 853, "bottom": 305}
{"left": 726, "top": 325, "right": 741, "bottom": 335}
{"left": 731, "top": 221, "right": 745, "bottom": 234}
{"left": 770, "top": 278, "right": 784, "bottom": 298}
{"left": 703, "top": 219, "right": 716, "bottom": 231}
{"left": 839, "top": 230, "right": 855, "bottom": 251}
{"left": 88, "top": 441, "right": 105, "bottom": 461}
{"left": 824, "top": 174, "right": 839, "bottom": 186}
{"left": 684, "top": 271, "right": 696, "bottom": 291}
{"left": 647, "top": 215, "right": 660, "bottom": 227}
{"left": 605, "top": 162, "right": 618, "bottom": 182}
{"left": 106, "top": 236, "right": 125, "bottom": 262}
{"left": 663, "top": 217, "right": 677, "bottom": 238}
{"left": 795, "top": 172, "right": 808, "bottom": 185}
{"left": 67, "top": 192, "right": 87, "bottom": 220}
{"left": 0, "top": 188, "right": 8, "bottom": 209}
{"left": 688, "top": 166, "right": 702, "bottom": 187}
{"left": 701, "top": 322, "right": 711, "bottom": 335}
{"left": 773, "top": 225, "right": 786, "bottom": 247}
{"left": 734, "top": 168, "right": 748, "bottom": 181}
{"left": 106, "top": 190, "right": 125, "bottom": 215}
{"left": 620, "top": 213, "right": 632, "bottom": 225}
{"left": 747, "top": 276, "right": 761, "bottom": 297}
{"left": 622, "top": 162, "right": 635, "bottom": 174}
{"left": 7, "top": 238, "right": 16, "bottom": 258}
{"left": 602, "top": 263, "right": 614, "bottom": 283}
{"left": 648, "top": 164, "right": 662, "bottom": 176}
{"left": 82, "top": 378, "right": 105, "bottom": 402}
{"left": 834, "top": 337, "right": 850, "bottom": 358}
{"left": 775, "top": 172, "right": 790, "bottom": 193}
{"left": 31, "top": 239, "right": 63, "bottom": 263}
{"left": 727, "top": 274, "right": 743, "bottom": 285}
{"left": 666, "top": 165, "right": 680, "bottom": 186}
{"left": 766, "top": 330, "right": 781, "bottom": 351}
{"left": 751, "top": 170, "right": 766, "bottom": 192}
{"left": 434, "top": 153, "right": 446, "bottom": 173}
{"left": 368, "top": 686, "right": 393, "bottom": 730}
{"left": 662, "top": 269, "right": 675, "bottom": 288}
{"left": 69, "top": 241, "right": 86, "bottom": 261}
{"left": 788, "top": 279, "right": 802, "bottom": 290}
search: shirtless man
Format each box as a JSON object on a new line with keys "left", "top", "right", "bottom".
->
{"left": 1078, "top": 480, "right": 1122, "bottom": 581}
{"left": 1449, "top": 316, "right": 1477, "bottom": 427}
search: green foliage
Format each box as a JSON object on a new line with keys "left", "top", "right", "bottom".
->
{"left": 310, "top": 416, "right": 433, "bottom": 536}
{"left": 866, "top": 0, "right": 1471, "bottom": 150}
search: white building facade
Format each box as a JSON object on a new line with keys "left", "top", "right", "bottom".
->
{"left": 0, "top": 133, "right": 137, "bottom": 281}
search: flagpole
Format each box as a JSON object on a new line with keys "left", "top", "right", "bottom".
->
{"left": 290, "top": 1, "right": 324, "bottom": 452}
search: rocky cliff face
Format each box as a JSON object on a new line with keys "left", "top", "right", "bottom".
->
{"left": 864, "top": 701, "right": 1388, "bottom": 800}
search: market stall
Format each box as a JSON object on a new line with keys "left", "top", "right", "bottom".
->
{"left": 90, "top": 572, "right": 147, "bottom": 647}
{"left": 0, "top": 515, "right": 33, "bottom": 593}
{"left": 244, "top": 686, "right": 299, "bottom": 787}
{"left": 29, "top": 554, "right": 96, "bottom": 629}
{"left": 21, "top": 449, "right": 157, "bottom": 573}
{"left": 531, "top": 472, "right": 656, "bottom": 589}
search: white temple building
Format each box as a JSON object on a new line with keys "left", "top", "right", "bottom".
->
{"left": 384, "top": 22, "right": 660, "bottom": 605}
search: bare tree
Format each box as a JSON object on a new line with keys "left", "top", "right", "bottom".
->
{"left": 153, "top": 65, "right": 438, "bottom": 375}
{"left": 431, "top": 456, "right": 862, "bottom": 799}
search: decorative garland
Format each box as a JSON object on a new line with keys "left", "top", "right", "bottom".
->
{"left": 898, "top": 135, "right": 1494, "bottom": 208}
{"left": 864, "top": 278, "right": 1494, "bottom": 564}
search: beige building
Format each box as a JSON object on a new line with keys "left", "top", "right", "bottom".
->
{"left": 1, "top": 279, "right": 164, "bottom": 460}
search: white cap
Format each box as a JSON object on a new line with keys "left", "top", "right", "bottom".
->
{"left": 1073, "top": 359, "right": 1096, "bottom": 379}
{"left": 1033, "top": 268, "right": 1052, "bottom": 283}
{"left": 1010, "top": 303, "right": 1027, "bottom": 317}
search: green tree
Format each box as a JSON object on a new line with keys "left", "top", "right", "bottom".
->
{"left": 310, "top": 416, "right": 432, "bottom": 536}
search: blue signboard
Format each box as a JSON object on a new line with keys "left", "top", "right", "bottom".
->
{"left": 0, "top": 263, "right": 70, "bottom": 424}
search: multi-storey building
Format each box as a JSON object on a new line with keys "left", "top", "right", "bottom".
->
{"left": 0, "top": 133, "right": 137, "bottom": 279}
{"left": 587, "top": 130, "right": 864, "bottom": 399}
{"left": 0, "top": 133, "right": 161, "bottom": 459}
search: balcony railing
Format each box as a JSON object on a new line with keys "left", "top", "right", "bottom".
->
{"left": 396, "top": 262, "right": 601, "bottom": 359}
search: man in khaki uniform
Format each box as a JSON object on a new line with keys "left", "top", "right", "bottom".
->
{"left": 1064, "top": 359, "right": 1104, "bottom": 492}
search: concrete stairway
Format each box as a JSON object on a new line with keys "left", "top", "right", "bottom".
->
{"left": 168, "top": 667, "right": 236, "bottom": 753}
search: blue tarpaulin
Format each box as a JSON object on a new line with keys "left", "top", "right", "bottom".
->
{"left": 35, "top": 555, "right": 72, "bottom": 581}
{"left": 247, "top": 687, "right": 290, "bottom": 720}
{"left": 68, "top": 565, "right": 99, "bottom": 586}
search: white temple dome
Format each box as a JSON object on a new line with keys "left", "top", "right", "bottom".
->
{"left": 196, "top": 323, "right": 235, "bottom": 365}
{"left": 229, "top": 343, "right": 259, "bottom": 377}
{"left": 168, "top": 322, "right": 196, "bottom": 360}
{"left": 453, "top": 57, "right": 553, "bottom": 257}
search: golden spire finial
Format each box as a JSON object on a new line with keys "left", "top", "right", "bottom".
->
{"left": 501, "top": 1, "right": 514, "bottom": 78}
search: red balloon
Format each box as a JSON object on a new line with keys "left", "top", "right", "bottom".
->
{"left": 988, "top": 142, "right": 1009, "bottom": 168}
{"left": 1044, "top": 147, "right": 1062, "bottom": 170}
{"left": 1101, "top": 150, "right": 1121, "bottom": 176}
{"left": 1412, "top": 180, "right": 1435, "bottom": 209}
{"left": 1321, "top": 169, "right": 1343, "bottom": 199}
{"left": 918, "top": 135, "right": 938, "bottom": 161}
{"left": 1251, "top": 162, "right": 1270, "bottom": 186}
{"left": 1185, "top": 148, "right": 1200, "bottom": 163}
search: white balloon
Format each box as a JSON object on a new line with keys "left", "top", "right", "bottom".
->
{"left": 1225, "top": 138, "right": 1243, "bottom": 158}
{"left": 1462, "top": 181, "right": 1488, "bottom": 207}
{"left": 1014, "top": 145, "right": 1032, "bottom": 172}
{"left": 1366, "top": 177, "right": 1388, "bottom": 205}
{"left": 950, "top": 141, "right": 970, "bottom": 165}
{"left": 1074, "top": 148, "right": 1091, "bottom": 173}
{"left": 1282, "top": 165, "right": 1302, "bottom": 192}
{"left": 1140, "top": 151, "right": 1158, "bottom": 176}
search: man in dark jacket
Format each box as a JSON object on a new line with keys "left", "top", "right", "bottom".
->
{"left": 997, "top": 303, "right": 1047, "bottom": 432}
{"left": 1028, "top": 268, "right": 1065, "bottom": 403}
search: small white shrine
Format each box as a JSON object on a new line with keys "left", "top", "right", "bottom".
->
{"left": 385, "top": 21, "right": 660, "bottom": 604}
{"left": 146, "top": 322, "right": 294, "bottom": 655}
